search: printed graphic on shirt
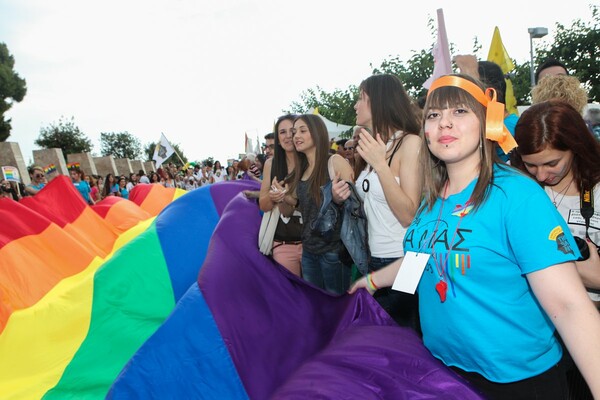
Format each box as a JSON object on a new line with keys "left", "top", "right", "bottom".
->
{"left": 406, "top": 214, "right": 473, "bottom": 263}
{"left": 548, "top": 226, "right": 575, "bottom": 256}
{"left": 451, "top": 202, "right": 474, "bottom": 217}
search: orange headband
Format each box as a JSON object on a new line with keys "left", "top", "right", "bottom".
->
{"left": 427, "top": 75, "right": 518, "bottom": 154}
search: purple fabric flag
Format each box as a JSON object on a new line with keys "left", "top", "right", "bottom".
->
{"left": 199, "top": 194, "right": 483, "bottom": 399}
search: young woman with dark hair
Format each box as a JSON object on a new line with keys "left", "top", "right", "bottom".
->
{"left": 347, "top": 73, "right": 423, "bottom": 330}
{"left": 258, "top": 114, "right": 304, "bottom": 276}
{"left": 279, "top": 114, "right": 353, "bottom": 294}
{"left": 351, "top": 75, "right": 600, "bottom": 399}
{"left": 511, "top": 100, "right": 600, "bottom": 301}
{"left": 102, "top": 173, "right": 119, "bottom": 198}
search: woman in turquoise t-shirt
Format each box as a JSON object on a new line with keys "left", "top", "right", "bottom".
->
{"left": 350, "top": 74, "right": 600, "bottom": 399}
{"left": 70, "top": 167, "right": 94, "bottom": 205}
{"left": 118, "top": 176, "right": 129, "bottom": 200}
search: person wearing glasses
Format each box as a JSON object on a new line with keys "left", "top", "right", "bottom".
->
{"left": 264, "top": 132, "right": 275, "bottom": 159}
{"left": 343, "top": 139, "right": 355, "bottom": 169}
{"left": 25, "top": 166, "right": 47, "bottom": 196}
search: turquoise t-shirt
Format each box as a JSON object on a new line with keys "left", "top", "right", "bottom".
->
{"left": 403, "top": 164, "right": 579, "bottom": 383}
{"left": 73, "top": 180, "right": 91, "bottom": 203}
{"left": 496, "top": 113, "right": 519, "bottom": 162}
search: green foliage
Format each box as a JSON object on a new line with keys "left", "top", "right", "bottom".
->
{"left": 100, "top": 131, "right": 143, "bottom": 159}
{"left": 289, "top": 6, "right": 600, "bottom": 116}
{"left": 143, "top": 141, "right": 187, "bottom": 166}
{"left": 536, "top": 4, "right": 600, "bottom": 101}
{"left": 0, "top": 43, "right": 27, "bottom": 141}
{"left": 287, "top": 85, "right": 359, "bottom": 139}
{"left": 371, "top": 50, "right": 433, "bottom": 100}
{"left": 35, "top": 116, "right": 92, "bottom": 155}
{"left": 510, "top": 62, "right": 533, "bottom": 105}
{"left": 289, "top": 86, "right": 359, "bottom": 124}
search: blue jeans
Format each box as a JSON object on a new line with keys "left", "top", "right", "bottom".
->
{"left": 370, "top": 256, "right": 420, "bottom": 334}
{"left": 302, "top": 250, "right": 350, "bottom": 295}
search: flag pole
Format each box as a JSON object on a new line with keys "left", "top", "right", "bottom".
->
{"left": 157, "top": 132, "right": 185, "bottom": 167}
{"left": 172, "top": 148, "right": 185, "bottom": 166}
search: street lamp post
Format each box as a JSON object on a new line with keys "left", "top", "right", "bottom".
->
{"left": 528, "top": 27, "right": 548, "bottom": 87}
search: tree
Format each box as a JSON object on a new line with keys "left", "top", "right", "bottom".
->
{"left": 536, "top": 4, "right": 600, "bottom": 102}
{"left": 509, "top": 62, "right": 533, "bottom": 106}
{"left": 0, "top": 43, "right": 27, "bottom": 141}
{"left": 289, "top": 85, "right": 359, "bottom": 129}
{"left": 290, "top": 7, "right": 600, "bottom": 120}
{"left": 100, "top": 131, "right": 143, "bottom": 159}
{"left": 287, "top": 50, "right": 436, "bottom": 135}
{"left": 371, "top": 51, "right": 432, "bottom": 101}
{"left": 288, "top": 17, "right": 437, "bottom": 128}
{"left": 35, "top": 116, "right": 92, "bottom": 155}
{"left": 143, "top": 141, "right": 188, "bottom": 167}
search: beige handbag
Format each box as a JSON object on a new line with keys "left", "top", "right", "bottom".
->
{"left": 258, "top": 206, "right": 280, "bottom": 255}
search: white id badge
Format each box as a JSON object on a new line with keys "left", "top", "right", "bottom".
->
{"left": 392, "top": 251, "right": 430, "bottom": 294}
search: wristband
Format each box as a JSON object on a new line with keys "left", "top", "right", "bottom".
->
{"left": 366, "top": 273, "right": 378, "bottom": 291}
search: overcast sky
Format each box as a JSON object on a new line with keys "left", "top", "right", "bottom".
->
{"left": 1, "top": 0, "right": 597, "bottom": 165}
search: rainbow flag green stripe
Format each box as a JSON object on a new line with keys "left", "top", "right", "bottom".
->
{"left": 43, "top": 220, "right": 175, "bottom": 399}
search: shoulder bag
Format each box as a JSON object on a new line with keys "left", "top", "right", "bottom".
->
{"left": 258, "top": 206, "right": 280, "bottom": 256}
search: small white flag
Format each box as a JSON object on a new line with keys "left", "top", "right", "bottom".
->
{"left": 153, "top": 133, "right": 175, "bottom": 168}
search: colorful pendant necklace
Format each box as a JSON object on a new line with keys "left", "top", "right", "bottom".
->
{"left": 429, "top": 183, "right": 472, "bottom": 302}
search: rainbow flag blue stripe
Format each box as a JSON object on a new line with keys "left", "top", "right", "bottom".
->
{"left": 0, "top": 176, "right": 482, "bottom": 399}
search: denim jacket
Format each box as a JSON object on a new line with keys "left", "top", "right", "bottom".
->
{"left": 312, "top": 180, "right": 369, "bottom": 275}
{"left": 340, "top": 181, "right": 369, "bottom": 275}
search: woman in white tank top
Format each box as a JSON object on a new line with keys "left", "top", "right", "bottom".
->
{"left": 342, "top": 74, "right": 424, "bottom": 331}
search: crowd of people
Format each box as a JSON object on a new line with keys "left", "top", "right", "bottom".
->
{"left": 2, "top": 150, "right": 271, "bottom": 204}
{"left": 257, "top": 58, "right": 600, "bottom": 400}
{"left": 4, "top": 56, "right": 600, "bottom": 399}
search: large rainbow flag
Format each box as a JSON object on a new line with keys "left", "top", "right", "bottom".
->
{"left": 0, "top": 176, "right": 481, "bottom": 399}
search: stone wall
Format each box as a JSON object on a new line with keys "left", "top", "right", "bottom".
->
{"left": 93, "top": 156, "right": 118, "bottom": 178}
{"left": 1, "top": 142, "right": 152, "bottom": 184}
{"left": 143, "top": 161, "right": 156, "bottom": 174}
{"left": 0, "top": 142, "right": 31, "bottom": 185}
{"left": 67, "top": 153, "right": 98, "bottom": 176}
{"left": 33, "top": 148, "right": 68, "bottom": 182}
{"left": 114, "top": 158, "right": 132, "bottom": 176}
{"left": 130, "top": 159, "right": 145, "bottom": 175}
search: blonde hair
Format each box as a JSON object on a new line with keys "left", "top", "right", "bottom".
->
{"left": 532, "top": 75, "right": 588, "bottom": 114}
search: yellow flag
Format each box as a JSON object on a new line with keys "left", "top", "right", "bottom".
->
{"left": 487, "top": 27, "right": 518, "bottom": 115}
